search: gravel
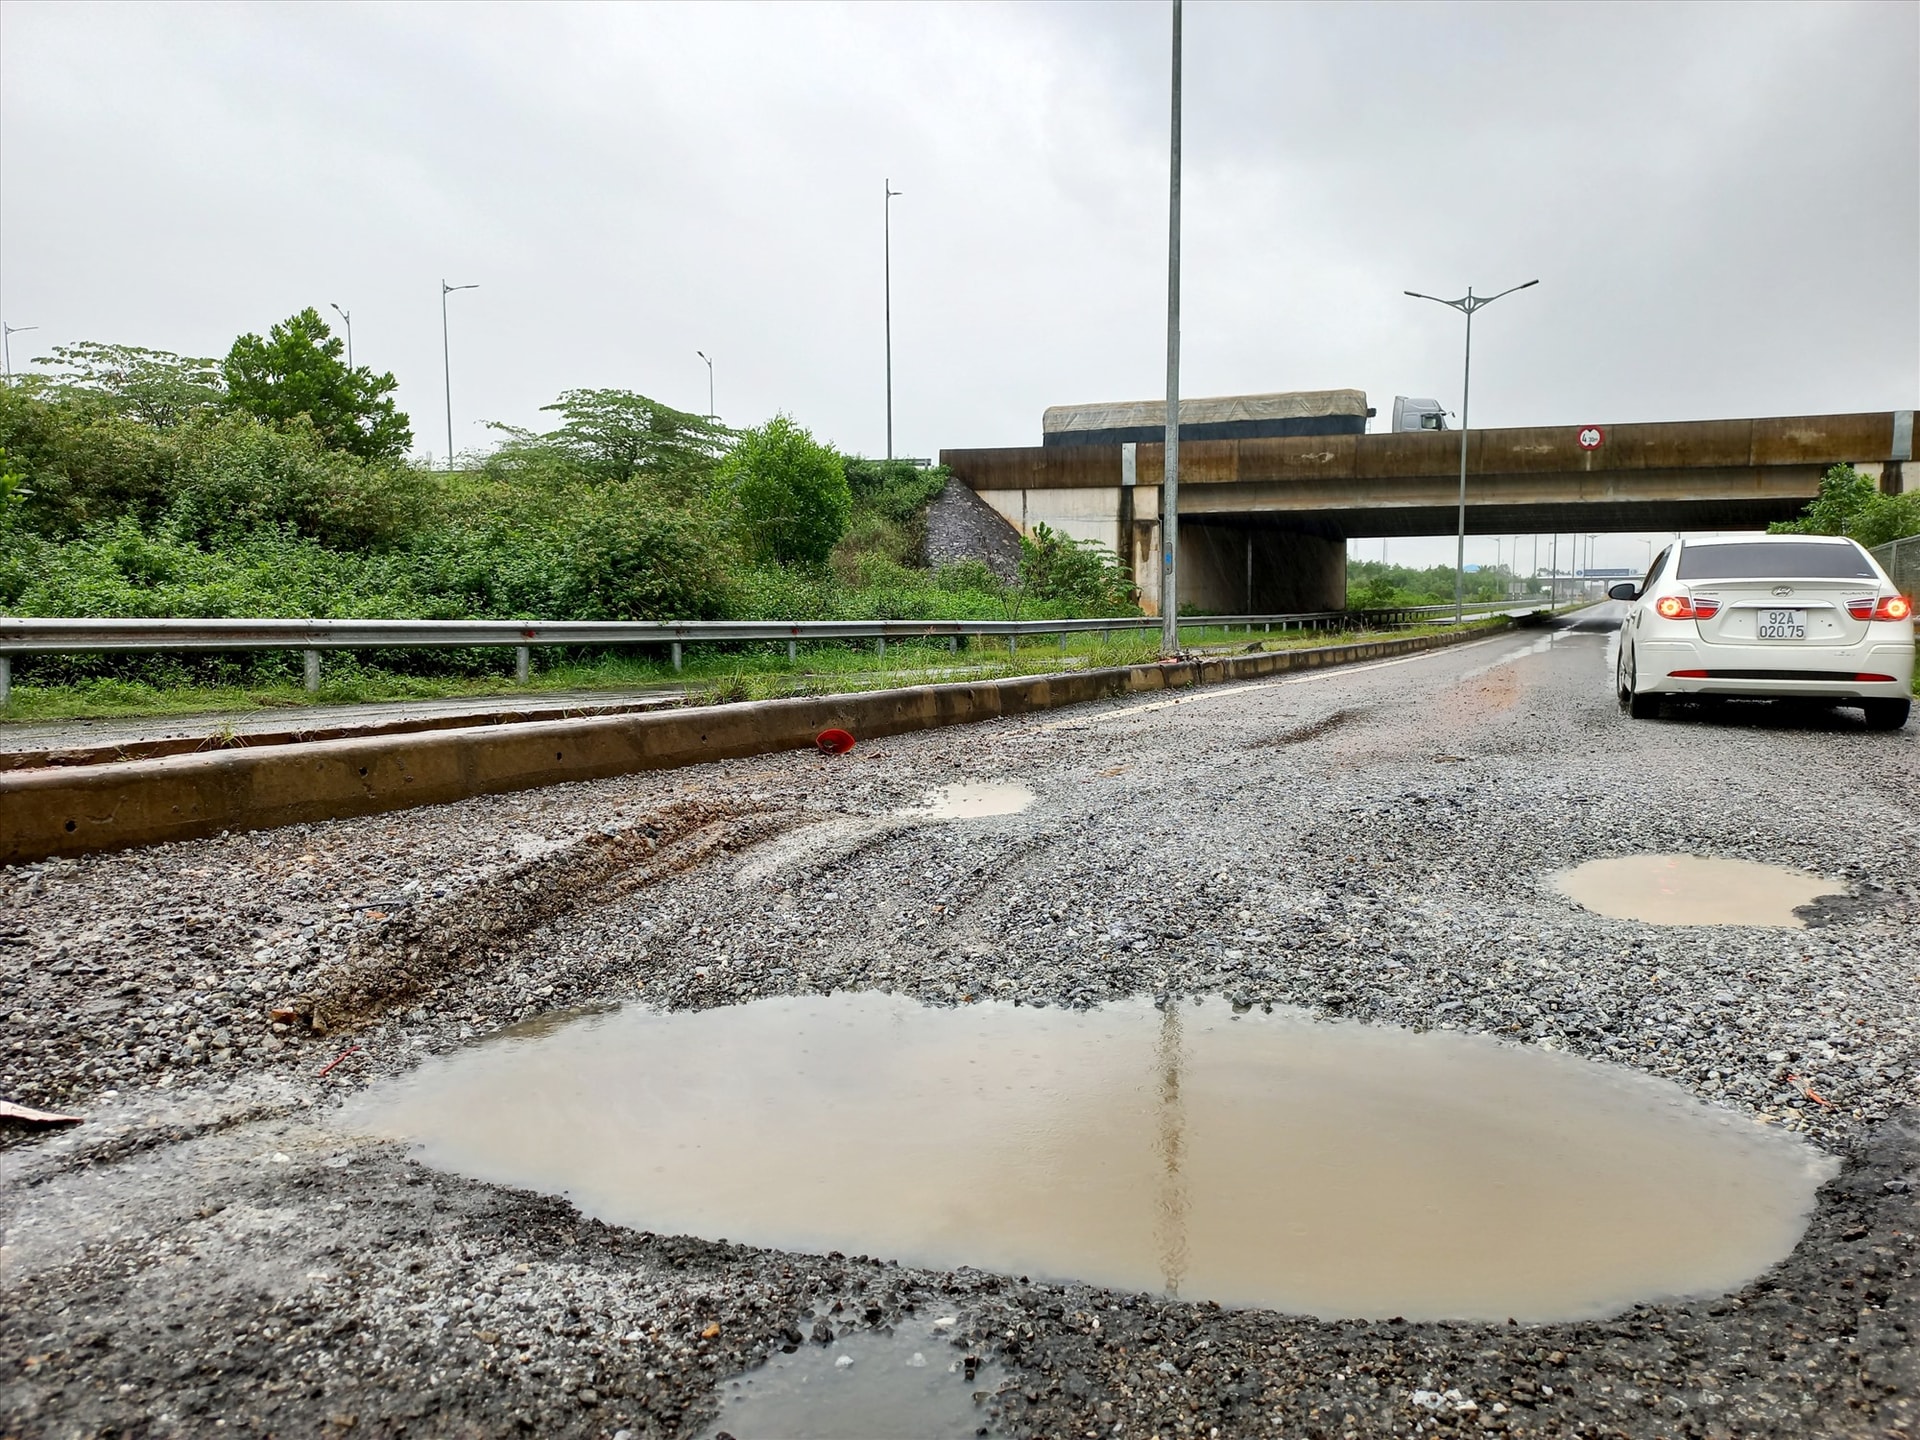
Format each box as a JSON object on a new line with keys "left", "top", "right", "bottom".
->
{"left": 3, "top": 614, "right": 1916, "bottom": 1437}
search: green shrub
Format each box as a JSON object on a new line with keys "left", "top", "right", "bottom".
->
{"left": 1018, "top": 522, "right": 1135, "bottom": 611}
{"left": 716, "top": 415, "right": 850, "bottom": 566}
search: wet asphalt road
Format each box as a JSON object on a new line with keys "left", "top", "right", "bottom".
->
{"left": 2, "top": 612, "right": 1916, "bottom": 1439}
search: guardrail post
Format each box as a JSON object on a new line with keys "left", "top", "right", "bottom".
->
{"left": 876, "top": 636, "right": 886, "bottom": 661}
{"left": 302, "top": 650, "right": 321, "bottom": 694}
{"left": 0, "top": 655, "right": 9, "bottom": 709}
{"left": 788, "top": 639, "right": 798, "bottom": 662}
{"left": 515, "top": 646, "right": 530, "bottom": 684}
{"left": 948, "top": 635, "right": 958, "bottom": 652}
{"left": 1008, "top": 635, "right": 1017, "bottom": 659}
{"left": 670, "top": 642, "right": 682, "bottom": 672}
{"left": 1058, "top": 630, "right": 1067, "bottom": 651}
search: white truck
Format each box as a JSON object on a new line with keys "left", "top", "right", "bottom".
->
{"left": 1390, "top": 396, "right": 1450, "bottom": 432}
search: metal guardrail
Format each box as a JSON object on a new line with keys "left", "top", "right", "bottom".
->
{"left": 0, "top": 601, "right": 1525, "bottom": 701}
{"left": 1871, "top": 536, "right": 1920, "bottom": 595}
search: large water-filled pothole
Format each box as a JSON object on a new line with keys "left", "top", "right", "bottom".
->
{"left": 1553, "top": 854, "right": 1844, "bottom": 926}
{"left": 344, "top": 994, "right": 1835, "bottom": 1323}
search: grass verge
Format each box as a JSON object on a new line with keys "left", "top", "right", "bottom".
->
{"left": 0, "top": 620, "right": 1503, "bottom": 727}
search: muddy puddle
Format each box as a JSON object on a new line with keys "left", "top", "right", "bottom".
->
{"left": 344, "top": 994, "right": 1835, "bottom": 1323}
{"left": 696, "top": 1317, "right": 997, "bottom": 1440}
{"left": 899, "top": 781, "right": 1035, "bottom": 821}
{"left": 1554, "top": 854, "right": 1843, "bottom": 926}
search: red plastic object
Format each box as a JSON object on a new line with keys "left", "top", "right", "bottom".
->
{"left": 816, "top": 729, "right": 856, "bottom": 755}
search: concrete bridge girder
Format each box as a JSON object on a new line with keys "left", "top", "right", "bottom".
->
{"left": 947, "top": 410, "right": 1912, "bottom": 613}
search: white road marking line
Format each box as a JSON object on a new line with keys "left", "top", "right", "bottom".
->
{"left": 1040, "top": 632, "right": 1524, "bottom": 730}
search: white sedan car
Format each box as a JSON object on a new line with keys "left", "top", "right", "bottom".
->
{"left": 1611, "top": 535, "right": 1913, "bottom": 730}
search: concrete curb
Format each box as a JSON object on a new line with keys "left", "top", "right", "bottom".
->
{"left": 0, "top": 623, "right": 1507, "bottom": 865}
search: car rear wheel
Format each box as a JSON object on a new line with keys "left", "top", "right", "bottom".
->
{"left": 1861, "top": 698, "right": 1911, "bottom": 731}
{"left": 1620, "top": 643, "right": 1660, "bottom": 719}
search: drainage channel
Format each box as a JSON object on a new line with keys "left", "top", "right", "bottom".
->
{"left": 343, "top": 993, "right": 1835, "bottom": 1326}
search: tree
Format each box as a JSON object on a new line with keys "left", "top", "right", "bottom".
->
{"left": 224, "top": 308, "right": 411, "bottom": 461}
{"left": 1772, "top": 463, "right": 1920, "bottom": 550}
{"left": 489, "top": 388, "right": 731, "bottom": 484}
{"left": 28, "top": 341, "right": 225, "bottom": 428}
{"left": 715, "top": 414, "right": 850, "bottom": 566}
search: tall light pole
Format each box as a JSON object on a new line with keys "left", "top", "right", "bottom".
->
{"left": 1404, "top": 278, "right": 1538, "bottom": 624}
{"left": 1160, "top": 0, "right": 1184, "bottom": 655}
{"left": 884, "top": 179, "right": 902, "bottom": 460}
{"left": 329, "top": 304, "right": 354, "bottom": 370}
{"left": 696, "top": 351, "right": 714, "bottom": 419}
{"left": 440, "top": 280, "right": 477, "bottom": 472}
{"left": 2, "top": 323, "right": 36, "bottom": 381}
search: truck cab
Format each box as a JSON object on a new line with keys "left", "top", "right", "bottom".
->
{"left": 1391, "top": 396, "right": 1449, "bottom": 432}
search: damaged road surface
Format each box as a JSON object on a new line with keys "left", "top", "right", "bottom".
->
{"left": 3, "top": 620, "right": 1917, "bottom": 1439}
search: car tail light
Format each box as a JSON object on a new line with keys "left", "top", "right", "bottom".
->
{"left": 1855, "top": 673, "right": 1897, "bottom": 682}
{"left": 1851, "top": 595, "right": 1913, "bottom": 620}
{"left": 1654, "top": 595, "right": 1719, "bottom": 620}
{"left": 1668, "top": 669, "right": 1709, "bottom": 678}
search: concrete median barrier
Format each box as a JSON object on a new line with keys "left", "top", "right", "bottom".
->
{"left": 0, "top": 625, "right": 1504, "bottom": 864}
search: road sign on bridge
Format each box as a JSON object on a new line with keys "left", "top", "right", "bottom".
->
{"left": 1577, "top": 426, "right": 1605, "bottom": 449}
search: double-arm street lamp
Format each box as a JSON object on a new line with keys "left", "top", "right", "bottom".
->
{"left": 1405, "top": 278, "right": 1538, "bottom": 624}
{"left": 440, "top": 280, "right": 478, "bottom": 471}
{"left": 697, "top": 350, "right": 714, "bottom": 419}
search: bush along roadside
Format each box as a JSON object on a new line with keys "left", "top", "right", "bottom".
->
{"left": 1, "top": 341, "right": 1144, "bottom": 709}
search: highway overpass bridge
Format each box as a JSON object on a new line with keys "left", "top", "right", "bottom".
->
{"left": 941, "top": 409, "right": 1914, "bottom": 614}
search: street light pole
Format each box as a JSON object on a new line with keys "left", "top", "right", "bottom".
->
{"left": 1404, "top": 278, "right": 1538, "bottom": 624}
{"left": 440, "top": 280, "right": 477, "bottom": 472}
{"left": 1160, "top": 0, "right": 1183, "bottom": 655}
{"left": 1, "top": 323, "right": 36, "bottom": 381}
{"left": 329, "top": 304, "right": 354, "bottom": 370}
{"left": 884, "top": 179, "right": 901, "bottom": 460}
{"left": 697, "top": 351, "right": 714, "bottom": 419}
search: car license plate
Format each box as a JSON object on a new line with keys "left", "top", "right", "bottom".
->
{"left": 1757, "top": 608, "right": 1808, "bottom": 640}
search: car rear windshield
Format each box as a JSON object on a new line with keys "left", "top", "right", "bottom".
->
{"left": 1677, "top": 542, "right": 1874, "bottom": 581}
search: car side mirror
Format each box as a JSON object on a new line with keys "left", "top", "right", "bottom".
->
{"left": 1607, "top": 583, "right": 1640, "bottom": 601}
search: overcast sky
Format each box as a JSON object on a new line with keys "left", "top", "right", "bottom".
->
{"left": 2, "top": 0, "right": 1915, "bottom": 569}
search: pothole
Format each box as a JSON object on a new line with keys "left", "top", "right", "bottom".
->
{"left": 1255, "top": 707, "right": 1364, "bottom": 747}
{"left": 899, "top": 781, "right": 1036, "bottom": 821}
{"left": 344, "top": 994, "right": 1835, "bottom": 1323}
{"left": 696, "top": 1317, "right": 999, "bottom": 1440}
{"left": 1553, "top": 854, "right": 1844, "bottom": 927}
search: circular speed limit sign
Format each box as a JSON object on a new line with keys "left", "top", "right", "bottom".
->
{"left": 1577, "top": 426, "right": 1605, "bottom": 449}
